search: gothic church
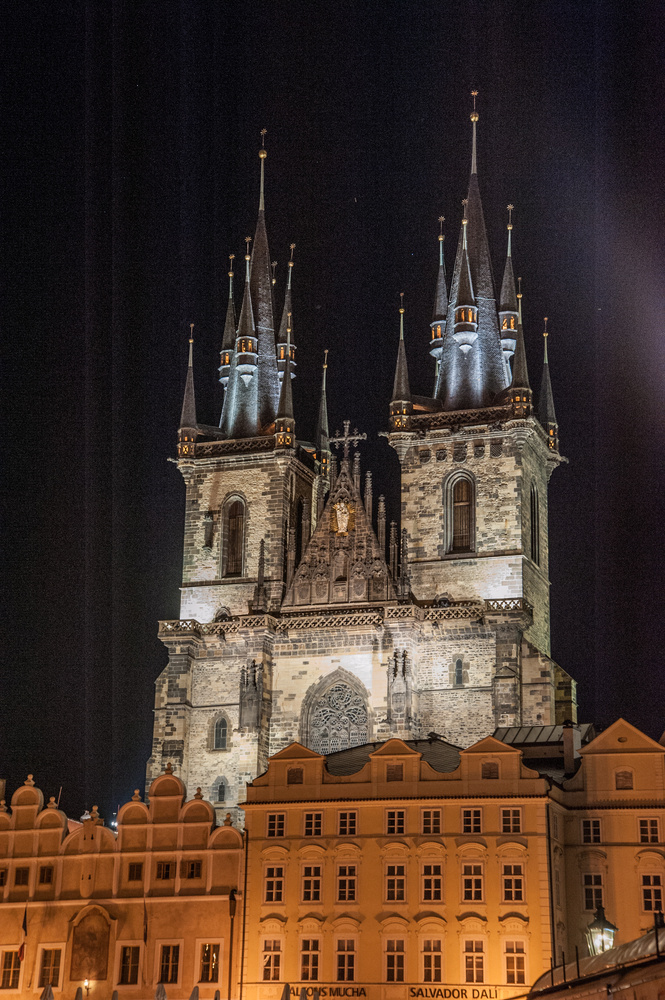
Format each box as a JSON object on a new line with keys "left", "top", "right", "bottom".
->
{"left": 147, "top": 108, "right": 577, "bottom": 819}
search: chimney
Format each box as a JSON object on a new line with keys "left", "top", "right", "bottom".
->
{"left": 562, "top": 719, "right": 581, "bottom": 775}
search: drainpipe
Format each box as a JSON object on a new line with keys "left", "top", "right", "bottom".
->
{"left": 546, "top": 801, "right": 557, "bottom": 968}
{"left": 238, "top": 827, "right": 249, "bottom": 1000}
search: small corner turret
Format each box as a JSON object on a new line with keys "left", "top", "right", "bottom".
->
{"left": 509, "top": 276, "right": 532, "bottom": 418}
{"left": 428, "top": 216, "right": 448, "bottom": 375}
{"left": 177, "top": 325, "right": 197, "bottom": 464}
{"left": 499, "top": 205, "right": 519, "bottom": 379}
{"left": 390, "top": 294, "right": 412, "bottom": 431}
{"left": 277, "top": 244, "right": 297, "bottom": 385}
{"left": 218, "top": 254, "right": 236, "bottom": 387}
{"left": 539, "top": 318, "right": 559, "bottom": 451}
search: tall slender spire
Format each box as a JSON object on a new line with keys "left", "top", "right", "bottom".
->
{"left": 219, "top": 242, "right": 259, "bottom": 438}
{"left": 470, "top": 89, "right": 479, "bottom": 175}
{"left": 539, "top": 318, "right": 559, "bottom": 450}
{"left": 219, "top": 254, "right": 237, "bottom": 388}
{"left": 511, "top": 276, "right": 531, "bottom": 391}
{"left": 277, "top": 244, "right": 297, "bottom": 384}
{"left": 451, "top": 212, "right": 479, "bottom": 355}
{"left": 499, "top": 205, "right": 519, "bottom": 379}
{"left": 429, "top": 215, "right": 448, "bottom": 373}
{"left": 178, "top": 324, "right": 197, "bottom": 460}
{"left": 275, "top": 325, "right": 295, "bottom": 448}
{"left": 315, "top": 349, "right": 331, "bottom": 481}
{"left": 251, "top": 130, "right": 280, "bottom": 430}
{"left": 390, "top": 294, "right": 412, "bottom": 430}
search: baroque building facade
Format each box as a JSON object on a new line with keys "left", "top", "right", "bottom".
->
{"left": 147, "top": 108, "right": 577, "bottom": 819}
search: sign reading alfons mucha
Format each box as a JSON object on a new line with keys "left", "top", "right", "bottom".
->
{"left": 271, "top": 986, "right": 523, "bottom": 1000}
{"left": 331, "top": 501, "right": 355, "bottom": 535}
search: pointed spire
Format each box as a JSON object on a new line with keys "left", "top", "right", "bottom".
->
{"left": 390, "top": 295, "right": 412, "bottom": 430}
{"left": 277, "top": 244, "right": 297, "bottom": 383}
{"left": 511, "top": 276, "right": 530, "bottom": 391}
{"left": 539, "top": 318, "right": 558, "bottom": 449}
{"left": 429, "top": 215, "right": 448, "bottom": 372}
{"left": 275, "top": 323, "right": 295, "bottom": 448}
{"left": 219, "top": 254, "right": 237, "bottom": 387}
{"left": 470, "top": 90, "right": 479, "bottom": 175}
{"left": 219, "top": 243, "right": 260, "bottom": 438}
{"left": 178, "top": 325, "right": 197, "bottom": 460}
{"left": 251, "top": 130, "right": 280, "bottom": 430}
{"left": 499, "top": 205, "right": 518, "bottom": 314}
{"left": 315, "top": 349, "right": 331, "bottom": 480}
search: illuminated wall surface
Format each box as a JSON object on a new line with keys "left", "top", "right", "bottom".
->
{"left": 1, "top": 719, "right": 664, "bottom": 999}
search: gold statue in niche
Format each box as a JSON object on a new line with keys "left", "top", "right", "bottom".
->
{"left": 331, "top": 501, "right": 355, "bottom": 535}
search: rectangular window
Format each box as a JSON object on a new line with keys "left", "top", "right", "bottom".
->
{"left": 159, "top": 945, "right": 180, "bottom": 984}
{"left": 462, "top": 864, "right": 483, "bottom": 902}
{"left": 337, "top": 865, "right": 357, "bottom": 902}
{"left": 265, "top": 867, "right": 284, "bottom": 903}
{"left": 640, "top": 819, "right": 660, "bottom": 844}
{"left": 0, "top": 871, "right": 6, "bottom": 887}
{"left": 300, "top": 940, "right": 320, "bottom": 981}
{"left": 156, "top": 862, "right": 173, "bottom": 880}
{"left": 582, "top": 819, "right": 601, "bottom": 844}
{"left": 185, "top": 860, "right": 202, "bottom": 879}
{"left": 423, "top": 940, "right": 442, "bottom": 983}
{"left": 338, "top": 811, "right": 357, "bottom": 837}
{"left": 119, "top": 946, "right": 140, "bottom": 985}
{"left": 502, "top": 864, "right": 524, "bottom": 902}
{"left": 199, "top": 944, "right": 220, "bottom": 983}
{"left": 304, "top": 813, "right": 322, "bottom": 837}
{"left": 336, "top": 940, "right": 355, "bottom": 983}
{"left": 464, "top": 941, "right": 484, "bottom": 984}
{"left": 287, "top": 768, "right": 303, "bottom": 785}
{"left": 501, "top": 809, "right": 521, "bottom": 834}
{"left": 1, "top": 953, "right": 20, "bottom": 990}
{"left": 505, "top": 942, "right": 526, "bottom": 985}
{"left": 386, "top": 810, "right": 405, "bottom": 835}
{"left": 128, "top": 863, "right": 143, "bottom": 882}
{"left": 386, "top": 864, "right": 406, "bottom": 902}
{"left": 386, "top": 940, "right": 405, "bottom": 982}
{"left": 14, "top": 869, "right": 29, "bottom": 887}
{"left": 267, "top": 814, "right": 285, "bottom": 838}
{"left": 262, "top": 941, "right": 281, "bottom": 982}
{"left": 422, "top": 864, "right": 442, "bottom": 901}
{"left": 386, "top": 764, "right": 404, "bottom": 781}
{"left": 642, "top": 874, "right": 663, "bottom": 912}
{"left": 39, "top": 950, "right": 61, "bottom": 988}
{"left": 583, "top": 873, "right": 603, "bottom": 910}
{"left": 38, "top": 866, "right": 53, "bottom": 885}
{"left": 462, "top": 810, "right": 481, "bottom": 834}
{"left": 302, "top": 866, "right": 322, "bottom": 902}
{"left": 422, "top": 810, "right": 441, "bottom": 835}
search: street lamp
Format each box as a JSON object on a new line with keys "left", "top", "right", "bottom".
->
{"left": 585, "top": 906, "right": 618, "bottom": 955}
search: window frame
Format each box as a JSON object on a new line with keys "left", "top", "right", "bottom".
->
{"left": 337, "top": 864, "right": 357, "bottom": 902}
{"left": 461, "top": 808, "right": 482, "bottom": 835}
{"left": 264, "top": 865, "right": 285, "bottom": 904}
{"left": 422, "top": 809, "right": 442, "bottom": 835}
{"left": 335, "top": 938, "right": 356, "bottom": 983}
{"left": 422, "top": 862, "right": 443, "bottom": 902}
{"left": 222, "top": 497, "right": 246, "bottom": 578}
{"left": 300, "top": 938, "right": 321, "bottom": 982}
{"left": 530, "top": 482, "right": 540, "bottom": 566}
{"left": 156, "top": 942, "right": 182, "bottom": 986}
{"left": 639, "top": 818, "right": 660, "bottom": 844}
{"left": 641, "top": 873, "right": 663, "bottom": 913}
{"left": 445, "top": 471, "right": 476, "bottom": 555}
{"left": 422, "top": 939, "right": 443, "bottom": 984}
{"left": 213, "top": 715, "right": 229, "bottom": 751}
{"left": 386, "top": 809, "right": 406, "bottom": 835}
{"left": 304, "top": 812, "right": 323, "bottom": 837}
{"left": 1, "top": 950, "right": 22, "bottom": 991}
{"left": 385, "top": 863, "right": 407, "bottom": 902}
{"left": 502, "top": 862, "right": 525, "bottom": 902}
{"left": 581, "top": 818, "right": 602, "bottom": 844}
{"left": 36, "top": 944, "right": 65, "bottom": 992}
{"left": 266, "top": 813, "right": 286, "bottom": 838}
{"left": 127, "top": 862, "right": 143, "bottom": 883}
{"left": 501, "top": 808, "right": 522, "bottom": 834}
{"left": 463, "top": 939, "right": 485, "bottom": 985}
{"left": 583, "top": 872, "right": 604, "bottom": 911}
{"left": 338, "top": 811, "right": 357, "bottom": 837}
{"left": 261, "top": 938, "right": 283, "bottom": 982}
{"left": 116, "top": 943, "right": 142, "bottom": 988}
{"left": 385, "top": 939, "right": 405, "bottom": 983}
{"left": 14, "top": 868, "right": 29, "bottom": 888}
{"left": 155, "top": 861, "right": 174, "bottom": 881}
{"left": 301, "top": 864, "right": 322, "bottom": 903}
{"left": 462, "top": 862, "right": 484, "bottom": 902}
{"left": 504, "top": 939, "right": 527, "bottom": 986}
{"left": 198, "top": 940, "right": 222, "bottom": 984}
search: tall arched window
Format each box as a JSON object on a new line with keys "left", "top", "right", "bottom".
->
{"left": 224, "top": 500, "right": 244, "bottom": 577}
{"left": 214, "top": 717, "right": 228, "bottom": 750}
{"left": 447, "top": 474, "right": 475, "bottom": 553}
{"left": 530, "top": 483, "right": 540, "bottom": 566}
{"left": 307, "top": 681, "right": 368, "bottom": 754}
{"left": 454, "top": 659, "right": 464, "bottom": 687}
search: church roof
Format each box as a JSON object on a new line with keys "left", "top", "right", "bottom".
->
{"left": 325, "top": 737, "right": 462, "bottom": 776}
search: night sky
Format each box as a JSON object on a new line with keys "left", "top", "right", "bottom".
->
{"left": 2, "top": 2, "right": 664, "bottom": 821}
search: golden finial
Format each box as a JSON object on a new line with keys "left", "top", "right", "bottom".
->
{"left": 189, "top": 322, "right": 194, "bottom": 344}
{"left": 245, "top": 236, "right": 252, "bottom": 261}
{"left": 228, "top": 252, "right": 235, "bottom": 277}
{"left": 289, "top": 243, "right": 295, "bottom": 267}
{"left": 462, "top": 198, "right": 468, "bottom": 224}
{"left": 287, "top": 310, "right": 292, "bottom": 334}
{"left": 399, "top": 291, "right": 405, "bottom": 314}
{"left": 271, "top": 261, "right": 277, "bottom": 286}
{"left": 438, "top": 215, "right": 445, "bottom": 241}
{"left": 517, "top": 276, "right": 523, "bottom": 299}
{"left": 507, "top": 204, "right": 514, "bottom": 230}
{"left": 259, "top": 128, "right": 267, "bottom": 159}
{"left": 470, "top": 89, "right": 479, "bottom": 122}
{"left": 543, "top": 317, "right": 549, "bottom": 338}
{"left": 323, "top": 348, "right": 328, "bottom": 369}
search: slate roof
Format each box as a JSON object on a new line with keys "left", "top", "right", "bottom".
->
{"left": 325, "top": 737, "right": 462, "bottom": 776}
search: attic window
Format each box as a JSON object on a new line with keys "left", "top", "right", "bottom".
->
{"left": 481, "top": 762, "right": 499, "bottom": 779}
{"left": 287, "top": 767, "right": 304, "bottom": 785}
{"left": 387, "top": 764, "right": 404, "bottom": 782}
{"left": 615, "top": 770, "right": 633, "bottom": 790}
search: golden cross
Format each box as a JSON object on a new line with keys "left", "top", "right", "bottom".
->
{"left": 260, "top": 128, "right": 267, "bottom": 146}
{"left": 471, "top": 90, "right": 478, "bottom": 111}
{"left": 330, "top": 420, "right": 367, "bottom": 462}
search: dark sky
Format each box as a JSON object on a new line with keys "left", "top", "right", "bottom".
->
{"left": 2, "top": 1, "right": 664, "bottom": 821}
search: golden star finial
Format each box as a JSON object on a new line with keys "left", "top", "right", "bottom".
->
{"left": 543, "top": 317, "right": 549, "bottom": 338}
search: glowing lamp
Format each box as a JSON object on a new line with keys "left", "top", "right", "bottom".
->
{"left": 585, "top": 906, "right": 618, "bottom": 955}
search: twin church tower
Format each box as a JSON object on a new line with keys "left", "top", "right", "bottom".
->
{"left": 148, "top": 106, "right": 576, "bottom": 818}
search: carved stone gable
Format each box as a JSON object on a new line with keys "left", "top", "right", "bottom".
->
{"left": 282, "top": 462, "right": 395, "bottom": 607}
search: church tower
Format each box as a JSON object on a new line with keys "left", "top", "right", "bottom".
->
{"left": 149, "top": 113, "right": 577, "bottom": 820}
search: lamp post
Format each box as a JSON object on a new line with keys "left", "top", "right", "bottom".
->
{"left": 83, "top": 980, "right": 90, "bottom": 997}
{"left": 585, "top": 907, "right": 618, "bottom": 955}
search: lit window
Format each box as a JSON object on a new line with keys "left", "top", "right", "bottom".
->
{"left": 1, "top": 953, "right": 20, "bottom": 990}
{"left": 338, "top": 812, "right": 357, "bottom": 836}
{"left": 199, "top": 943, "right": 220, "bottom": 983}
{"left": 423, "top": 940, "right": 442, "bottom": 983}
{"left": 583, "top": 873, "right": 603, "bottom": 910}
{"left": 119, "top": 946, "right": 140, "bottom": 985}
{"left": 501, "top": 809, "right": 521, "bottom": 834}
{"left": 464, "top": 940, "right": 484, "bottom": 984}
{"left": 336, "top": 940, "right": 355, "bottom": 982}
{"left": 262, "top": 941, "right": 281, "bottom": 981}
{"left": 582, "top": 819, "right": 601, "bottom": 844}
{"left": 39, "top": 950, "right": 61, "bottom": 989}
{"left": 386, "top": 864, "right": 406, "bottom": 902}
{"left": 462, "top": 864, "right": 483, "bottom": 901}
{"left": 265, "top": 867, "right": 284, "bottom": 903}
{"left": 214, "top": 717, "right": 228, "bottom": 750}
{"left": 386, "top": 810, "right": 405, "bottom": 835}
{"left": 422, "top": 864, "right": 442, "bottom": 901}
{"left": 267, "top": 813, "right": 285, "bottom": 837}
{"left": 304, "top": 812, "right": 322, "bottom": 837}
{"left": 462, "top": 809, "right": 482, "bottom": 834}
{"left": 386, "top": 940, "right": 405, "bottom": 982}
{"left": 302, "top": 865, "right": 322, "bottom": 902}
{"left": 337, "top": 865, "right": 357, "bottom": 902}
{"left": 300, "top": 940, "right": 320, "bottom": 981}
{"left": 422, "top": 810, "right": 441, "bottom": 835}
{"left": 505, "top": 941, "right": 526, "bottom": 985}
{"left": 640, "top": 819, "right": 660, "bottom": 843}
{"left": 502, "top": 864, "right": 524, "bottom": 902}
{"left": 642, "top": 874, "right": 663, "bottom": 912}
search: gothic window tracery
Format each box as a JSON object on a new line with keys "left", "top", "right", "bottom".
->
{"left": 308, "top": 682, "right": 369, "bottom": 755}
{"left": 214, "top": 716, "right": 228, "bottom": 750}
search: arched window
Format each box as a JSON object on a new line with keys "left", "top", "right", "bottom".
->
{"left": 530, "top": 483, "right": 540, "bottom": 566}
{"left": 214, "top": 717, "right": 228, "bottom": 750}
{"left": 224, "top": 500, "right": 245, "bottom": 577}
{"left": 212, "top": 777, "right": 226, "bottom": 803}
{"left": 615, "top": 769, "right": 633, "bottom": 790}
{"left": 450, "top": 476, "right": 474, "bottom": 553}
{"left": 454, "top": 659, "right": 464, "bottom": 687}
{"left": 481, "top": 762, "right": 499, "bottom": 779}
